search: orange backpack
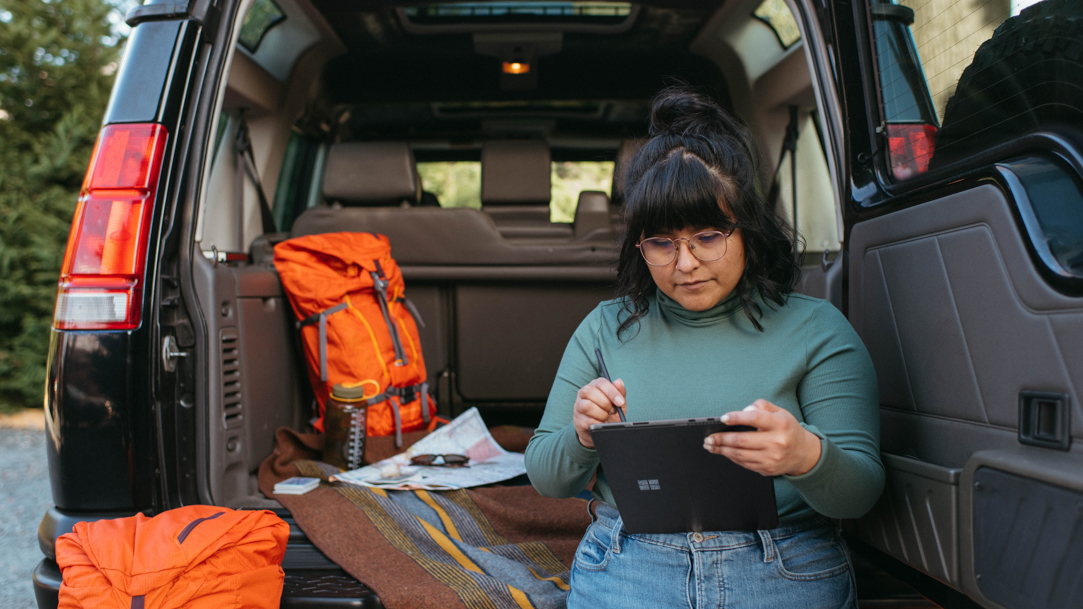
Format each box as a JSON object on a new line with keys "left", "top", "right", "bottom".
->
{"left": 274, "top": 232, "right": 435, "bottom": 442}
{"left": 56, "top": 506, "right": 288, "bottom": 609}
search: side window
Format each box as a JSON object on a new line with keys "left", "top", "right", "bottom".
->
{"left": 776, "top": 110, "right": 842, "bottom": 255}
{"left": 869, "top": 0, "right": 1083, "bottom": 180}
{"left": 238, "top": 0, "right": 286, "bottom": 53}
{"left": 272, "top": 132, "right": 320, "bottom": 233}
{"left": 753, "top": 0, "right": 802, "bottom": 49}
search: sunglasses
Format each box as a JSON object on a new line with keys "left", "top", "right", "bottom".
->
{"left": 409, "top": 454, "right": 470, "bottom": 467}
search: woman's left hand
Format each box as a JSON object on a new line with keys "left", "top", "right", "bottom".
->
{"left": 702, "top": 399, "right": 822, "bottom": 477}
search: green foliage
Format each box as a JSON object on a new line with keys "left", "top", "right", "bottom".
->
{"left": 0, "top": 0, "right": 122, "bottom": 409}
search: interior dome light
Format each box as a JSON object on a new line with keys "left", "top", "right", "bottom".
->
{"left": 502, "top": 61, "right": 530, "bottom": 74}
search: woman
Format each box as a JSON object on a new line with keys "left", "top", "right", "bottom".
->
{"left": 524, "top": 88, "right": 884, "bottom": 609}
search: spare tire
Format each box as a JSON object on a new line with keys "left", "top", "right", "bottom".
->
{"left": 930, "top": 0, "right": 1083, "bottom": 169}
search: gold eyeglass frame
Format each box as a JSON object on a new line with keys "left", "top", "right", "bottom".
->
{"left": 636, "top": 229, "right": 734, "bottom": 267}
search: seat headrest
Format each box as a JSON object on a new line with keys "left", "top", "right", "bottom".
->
{"left": 574, "top": 190, "right": 612, "bottom": 238}
{"left": 611, "top": 138, "right": 646, "bottom": 206}
{"left": 481, "top": 140, "right": 551, "bottom": 206}
{"left": 576, "top": 190, "right": 610, "bottom": 214}
{"left": 322, "top": 142, "right": 421, "bottom": 206}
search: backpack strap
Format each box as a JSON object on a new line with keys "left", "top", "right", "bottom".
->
{"left": 298, "top": 302, "right": 349, "bottom": 382}
{"left": 419, "top": 381, "right": 429, "bottom": 426}
{"left": 396, "top": 296, "right": 426, "bottom": 329}
{"left": 370, "top": 260, "right": 409, "bottom": 366}
{"left": 359, "top": 382, "right": 430, "bottom": 447}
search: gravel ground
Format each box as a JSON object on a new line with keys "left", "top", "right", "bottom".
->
{"left": 0, "top": 425, "right": 52, "bottom": 609}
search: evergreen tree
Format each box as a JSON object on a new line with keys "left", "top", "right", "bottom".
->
{"left": 0, "top": 0, "right": 122, "bottom": 409}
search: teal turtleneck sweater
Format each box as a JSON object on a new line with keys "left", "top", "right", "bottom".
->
{"left": 524, "top": 290, "right": 884, "bottom": 523}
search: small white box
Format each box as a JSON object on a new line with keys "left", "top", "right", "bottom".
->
{"left": 274, "top": 477, "right": 320, "bottom": 495}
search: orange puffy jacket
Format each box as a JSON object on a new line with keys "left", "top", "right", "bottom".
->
{"left": 56, "top": 506, "right": 288, "bottom": 609}
{"left": 274, "top": 232, "right": 435, "bottom": 441}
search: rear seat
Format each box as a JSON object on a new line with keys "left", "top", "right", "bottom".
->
{"left": 293, "top": 140, "right": 614, "bottom": 265}
{"left": 288, "top": 139, "right": 619, "bottom": 421}
{"left": 481, "top": 140, "right": 574, "bottom": 240}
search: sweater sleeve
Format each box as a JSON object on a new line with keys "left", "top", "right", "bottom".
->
{"left": 524, "top": 306, "right": 605, "bottom": 498}
{"left": 782, "top": 301, "right": 885, "bottom": 519}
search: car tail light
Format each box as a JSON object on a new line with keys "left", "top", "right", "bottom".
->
{"left": 886, "top": 123, "right": 937, "bottom": 181}
{"left": 53, "top": 124, "right": 168, "bottom": 330}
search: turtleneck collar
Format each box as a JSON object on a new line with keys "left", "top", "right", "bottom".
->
{"left": 655, "top": 288, "right": 744, "bottom": 327}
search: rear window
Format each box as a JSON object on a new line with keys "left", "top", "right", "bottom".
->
{"left": 551, "top": 161, "right": 613, "bottom": 222}
{"left": 869, "top": 0, "right": 1083, "bottom": 181}
{"left": 417, "top": 160, "right": 614, "bottom": 222}
{"left": 417, "top": 162, "right": 482, "bottom": 209}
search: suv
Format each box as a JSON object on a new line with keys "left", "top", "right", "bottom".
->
{"left": 34, "top": 0, "right": 1083, "bottom": 607}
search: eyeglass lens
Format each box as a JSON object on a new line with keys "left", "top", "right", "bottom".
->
{"left": 639, "top": 231, "right": 729, "bottom": 266}
{"left": 410, "top": 453, "right": 469, "bottom": 466}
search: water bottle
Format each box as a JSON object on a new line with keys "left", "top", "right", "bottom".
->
{"left": 323, "top": 383, "right": 370, "bottom": 471}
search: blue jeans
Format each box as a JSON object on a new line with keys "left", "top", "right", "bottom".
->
{"left": 567, "top": 502, "right": 857, "bottom": 609}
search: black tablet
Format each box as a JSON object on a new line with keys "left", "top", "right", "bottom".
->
{"left": 589, "top": 417, "right": 778, "bottom": 534}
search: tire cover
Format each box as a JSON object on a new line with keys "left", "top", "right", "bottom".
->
{"left": 931, "top": 0, "right": 1083, "bottom": 169}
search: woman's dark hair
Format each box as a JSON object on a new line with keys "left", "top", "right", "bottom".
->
{"left": 615, "top": 86, "right": 800, "bottom": 338}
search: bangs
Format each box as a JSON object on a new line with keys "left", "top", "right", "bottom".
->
{"left": 624, "top": 151, "right": 735, "bottom": 238}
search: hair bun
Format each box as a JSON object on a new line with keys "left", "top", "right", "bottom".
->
{"left": 649, "top": 86, "right": 739, "bottom": 139}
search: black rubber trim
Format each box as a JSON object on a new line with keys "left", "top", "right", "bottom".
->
{"left": 124, "top": 0, "right": 221, "bottom": 40}
{"left": 33, "top": 559, "right": 61, "bottom": 609}
{"left": 126, "top": 3, "right": 188, "bottom": 25}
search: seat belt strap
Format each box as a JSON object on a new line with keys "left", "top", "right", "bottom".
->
{"left": 768, "top": 105, "right": 800, "bottom": 228}
{"left": 235, "top": 116, "right": 277, "bottom": 235}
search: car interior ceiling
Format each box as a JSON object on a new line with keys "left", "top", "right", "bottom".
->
{"left": 191, "top": 0, "right": 843, "bottom": 508}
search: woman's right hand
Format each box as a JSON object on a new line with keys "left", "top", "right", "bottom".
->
{"left": 573, "top": 378, "right": 627, "bottom": 448}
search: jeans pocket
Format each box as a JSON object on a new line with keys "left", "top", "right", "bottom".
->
{"left": 573, "top": 521, "right": 613, "bottom": 572}
{"left": 769, "top": 526, "right": 851, "bottom": 582}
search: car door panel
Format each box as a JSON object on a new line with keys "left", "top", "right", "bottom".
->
{"left": 850, "top": 184, "right": 1083, "bottom": 454}
{"left": 961, "top": 449, "right": 1083, "bottom": 609}
{"left": 845, "top": 179, "right": 1083, "bottom": 600}
{"left": 847, "top": 452, "right": 962, "bottom": 585}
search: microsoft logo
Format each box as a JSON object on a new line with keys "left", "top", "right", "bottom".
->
{"left": 637, "top": 479, "right": 661, "bottom": 491}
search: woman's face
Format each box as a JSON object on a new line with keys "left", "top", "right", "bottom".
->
{"left": 643, "top": 225, "right": 746, "bottom": 311}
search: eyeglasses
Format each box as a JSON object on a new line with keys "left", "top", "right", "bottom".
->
{"left": 636, "top": 230, "right": 733, "bottom": 267}
{"left": 409, "top": 454, "right": 470, "bottom": 467}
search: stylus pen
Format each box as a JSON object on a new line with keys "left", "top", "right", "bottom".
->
{"left": 595, "top": 348, "right": 627, "bottom": 422}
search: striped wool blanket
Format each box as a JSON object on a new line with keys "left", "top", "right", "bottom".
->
{"left": 259, "top": 427, "right": 591, "bottom": 609}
